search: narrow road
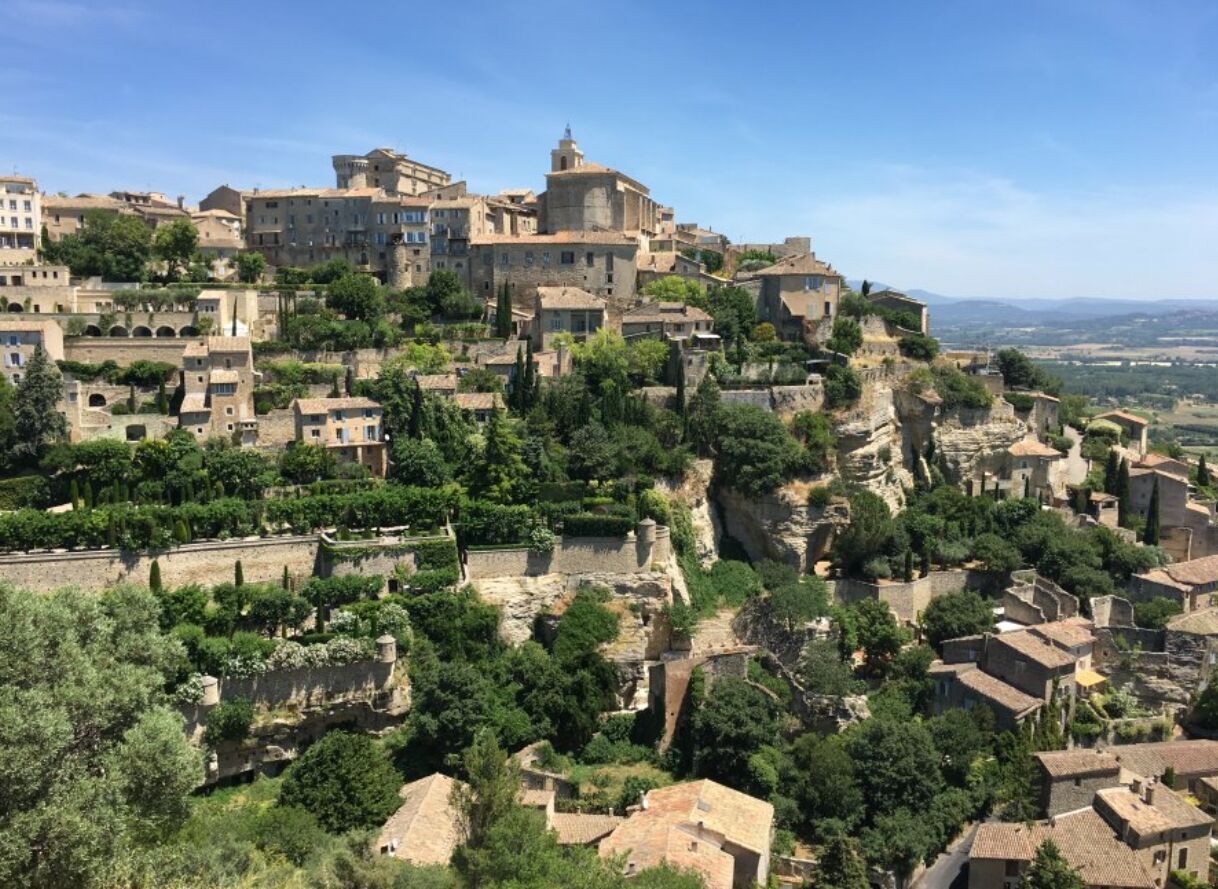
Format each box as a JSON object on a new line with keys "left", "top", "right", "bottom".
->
{"left": 912, "top": 822, "right": 976, "bottom": 889}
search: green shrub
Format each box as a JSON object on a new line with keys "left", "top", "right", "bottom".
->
{"left": 0, "top": 476, "right": 51, "bottom": 510}
{"left": 708, "top": 560, "right": 762, "bottom": 606}
{"left": 411, "top": 537, "right": 458, "bottom": 571}
{"left": 562, "top": 514, "right": 635, "bottom": 538}
{"left": 203, "top": 697, "right": 255, "bottom": 747}
{"left": 277, "top": 731, "right": 401, "bottom": 834}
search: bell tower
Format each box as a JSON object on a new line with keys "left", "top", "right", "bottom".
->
{"left": 550, "top": 124, "right": 584, "bottom": 173}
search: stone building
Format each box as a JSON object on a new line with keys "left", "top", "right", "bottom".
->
{"left": 1129, "top": 554, "right": 1218, "bottom": 612}
{"left": 537, "top": 129, "right": 660, "bottom": 236}
{"left": 865, "top": 288, "right": 929, "bottom": 334}
{"left": 0, "top": 175, "right": 40, "bottom": 261}
{"left": 621, "top": 302, "right": 713, "bottom": 342}
{"left": 332, "top": 147, "right": 450, "bottom": 196}
{"left": 635, "top": 251, "right": 718, "bottom": 290}
{"left": 1093, "top": 782, "right": 1212, "bottom": 885}
{"left": 178, "top": 336, "right": 259, "bottom": 444}
{"left": 40, "top": 193, "right": 132, "bottom": 241}
{"left": 0, "top": 263, "right": 72, "bottom": 311}
{"left": 598, "top": 780, "right": 773, "bottom": 889}
{"left": 1036, "top": 750, "right": 1122, "bottom": 817}
{"left": 292, "top": 396, "right": 387, "bottom": 477}
{"left": 1094, "top": 410, "right": 1150, "bottom": 455}
{"left": 191, "top": 208, "right": 244, "bottom": 272}
{"left": 1004, "top": 438, "right": 1066, "bottom": 502}
{"left": 1128, "top": 456, "right": 1218, "bottom": 562}
{"left": 0, "top": 318, "right": 64, "bottom": 385}
{"left": 374, "top": 773, "right": 465, "bottom": 866}
{"left": 468, "top": 231, "right": 639, "bottom": 319}
{"left": 199, "top": 184, "right": 247, "bottom": 219}
{"left": 532, "top": 286, "right": 607, "bottom": 348}
{"left": 753, "top": 253, "right": 844, "bottom": 340}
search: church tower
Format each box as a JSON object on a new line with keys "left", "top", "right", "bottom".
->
{"left": 550, "top": 125, "right": 584, "bottom": 173}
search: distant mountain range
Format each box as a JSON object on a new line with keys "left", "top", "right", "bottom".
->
{"left": 845, "top": 280, "right": 1217, "bottom": 325}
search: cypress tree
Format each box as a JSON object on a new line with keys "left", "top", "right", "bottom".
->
{"left": 345, "top": 365, "right": 355, "bottom": 397}
{"left": 920, "top": 544, "right": 931, "bottom": 578}
{"left": 903, "top": 549, "right": 914, "bottom": 583}
{"left": 511, "top": 346, "right": 525, "bottom": 411}
{"left": 282, "top": 566, "right": 290, "bottom": 590}
{"left": 156, "top": 379, "right": 168, "bottom": 414}
{"left": 408, "top": 381, "right": 424, "bottom": 439}
{"left": 674, "top": 350, "right": 686, "bottom": 416}
{"left": 69, "top": 479, "right": 80, "bottom": 510}
{"left": 235, "top": 560, "right": 244, "bottom": 587}
{"left": 1116, "top": 458, "right": 1131, "bottom": 527}
{"left": 523, "top": 336, "right": 537, "bottom": 409}
{"left": 149, "top": 560, "right": 162, "bottom": 593}
{"left": 1073, "top": 486, "right": 1088, "bottom": 515}
{"left": 1023, "top": 475, "right": 1031, "bottom": 499}
{"left": 83, "top": 480, "right": 94, "bottom": 510}
{"left": 1103, "top": 450, "right": 1119, "bottom": 494}
{"left": 173, "top": 518, "right": 190, "bottom": 544}
{"left": 1145, "top": 478, "right": 1161, "bottom": 545}
{"left": 1199, "top": 453, "right": 1211, "bottom": 488}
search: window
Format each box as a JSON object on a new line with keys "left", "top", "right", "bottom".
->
{"left": 501, "top": 252, "right": 509, "bottom": 266}
{"left": 560, "top": 251, "right": 575, "bottom": 265}
{"left": 365, "top": 425, "right": 378, "bottom": 440}
{"left": 22, "top": 201, "right": 31, "bottom": 212}
{"left": 825, "top": 300, "right": 832, "bottom": 317}
{"left": 542, "top": 251, "right": 551, "bottom": 267}
{"left": 225, "top": 407, "right": 233, "bottom": 415}
{"left": 586, "top": 252, "right": 595, "bottom": 266}
{"left": 310, "top": 428, "right": 320, "bottom": 438}
{"left": 524, "top": 251, "right": 534, "bottom": 267}
{"left": 1178, "top": 848, "right": 1188, "bottom": 869}
{"left": 1004, "top": 861, "right": 1019, "bottom": 877}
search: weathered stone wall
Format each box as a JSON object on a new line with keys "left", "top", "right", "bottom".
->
{"left": 830, "top": 569, "right": 1002, "bottom": 624}
{"left": 464, "top": 528, "right": 669, "bottom": 580}
{"left": 214, "top": 659, "right": 395, "bottom": 711}
{"left": 64, "top": 337, "right": 191, "bottom": 365}
{"left": 1091, "top": 595, "right": 1136, "bottom": 629}
{"left": 0, "top": 534, "right": 322, "bottom": 592}
{"left": 1043, "top": 771, "right": 1121, "bottom": 817}
{"left": 254, "top": 408, "right": 296, "bottom": 448}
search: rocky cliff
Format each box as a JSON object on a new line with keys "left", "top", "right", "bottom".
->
{"left": 717, "top": 485, "right": 850, "bottom": 571}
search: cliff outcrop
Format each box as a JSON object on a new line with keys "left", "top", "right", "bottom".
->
{"left": 717, "top": 484, "right": 850, "bottom": 571}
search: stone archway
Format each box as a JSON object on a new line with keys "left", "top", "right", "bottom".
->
{"left": 108, "top": 325, "right": 128, "bottom": 337}
{"left": 132, "top": 326, "right": 153, "bottom": 338}
{"left": 88, "top": 393, "right": 107, "bottom": 407}
{"left": 83, "top": 324, "right": 102, "bottom": 336}
{"left": 156, "top": 325, "right": 176, "bottom": 338}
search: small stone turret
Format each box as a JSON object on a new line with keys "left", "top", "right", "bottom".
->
{"left": 200, "top": 675, "right": 220, "bottom": 707}
{"left": 376, "top": 634, "right": 397, "bottom": 664}
{"left": 387, "top": 239, "right": 409, "bottom": 290}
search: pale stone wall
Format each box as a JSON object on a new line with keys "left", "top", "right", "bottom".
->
{"left": 213, "top": 658, "right": 394, "bottom": 710}
{"left": 65, "top": 337, "right": 191, "bottom": 365}
{"left": 255, "top": 408, "right": 296, "bottom": 447}
{"left": 830, "top": 569, "right": 1001, "bottom": 624}
{"left": 1042, "top": 772, "right": 1121, "bottom": 817}
{"left": 0, "top": 534, "right": 321, "bottom": 592}
{"left": 464, "top": 527, "right": 669, "bottom": 579}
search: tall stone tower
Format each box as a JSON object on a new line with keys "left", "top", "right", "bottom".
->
{"left": 332, "top": 155, "right": 370, "bottom": 189}
{"left": 550, "top": 125, "right": 584, "bottom": 173}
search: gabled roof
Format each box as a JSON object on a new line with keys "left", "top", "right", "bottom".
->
{"left": 374, "top": 773, "right": 466, "bottom": 866}
{"left": 1035, "top": 749, "right": 1121, "bottom": 779}
{"left": 970, "top": 809, "right": 1154, "bottom": 888}
{"left": 551, "top": 812, "right": 624, "bottom": 846}
{"left": 452, "top": 392, "right": 504, "bottom": 412}
{"left": 1155, "top": 554, "right": 1218, "bottom": 588}
{"left": 1008, "top": 439, "right": 1064, "bottom": 458}
{"left": 622, "top": 302, "right": 712, "bottom": 324}
{"left": 956, "top": 668, "right": 1043, "bottom": 718}
{"left": 991, "top": 629, "right": 1075, "bottom": 669}
{"left": 1094, "top": 784, "right": 1213, "bottom": 836}
{"left": 415, "top": 373, "right": 458, "bottom": 390}
{"left": 1095, "top": 409, "right": 1150, "bottom": 427}
{"left": 294, "top": 396, "right": 380, "bottom": 415}
{"left": 1106, "top": 740, "right": 1218, "bottom": 779}
{"left": 1028, "top": 619, "right": 1095, "bottom": 649}
{"left": 536, "top": 286, "right": 606, "bottom": 311}
{"left": 753, "top": 252, "right": 842, "bottom": 279}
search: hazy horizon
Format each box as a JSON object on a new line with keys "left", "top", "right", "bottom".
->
{"left": 3, "top": 0, "right": 1217, "bottom": 302}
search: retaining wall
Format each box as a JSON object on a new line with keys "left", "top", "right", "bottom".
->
{"left": 464, "top": 527, "right": 670, "bottom": 580}
{"left": 0, "top": 534, "right": 322, "bottom": 592}
{"left": 830, "top": 568, "right": 1003, "bottom": 623}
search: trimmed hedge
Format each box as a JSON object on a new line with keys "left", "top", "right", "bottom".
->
{"left": 0, "top": 476, "right": 51, "bottom": 511}
{"left": 412, "top": 537, "right": 458, "bottom": 571}
{"left": 459, "top": 499, "right": 533, "bottom": 546}
{"left": 562, "top": 514, "right": 634, "bottom": 538}
{"left": 0, "top": 484, "right": 455, "bottom": 553}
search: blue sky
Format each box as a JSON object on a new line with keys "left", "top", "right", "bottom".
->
{"left": 3, "top": 0, "right": 1217, "bottom": 300}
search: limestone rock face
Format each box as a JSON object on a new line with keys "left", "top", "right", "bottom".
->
{"left": 657, "top": 458, "right": 719, "bottom": 566}
{"left": 932, "top": 403, "right": 1028, "bottom": 485}
{"left": 717, "top": 485, "right": 849, "bottom": 572}
{"left": 834, "top": 386, "right": 913, "bottom": 513}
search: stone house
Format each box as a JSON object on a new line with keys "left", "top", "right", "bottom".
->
{"left": 179, "top": 336, "right": 259, "bottom": 444}
{"left": 452, "top": 391, "right": 504, "bottom": 424}
{"left": 753, "top": 253, "right": 843, "bottom": 340}
{"left": 1130, "top": 554, "right": 1218, "bottom": 612}
{"left": 414, "top": 373, "right": 458, "bottom": 397}
{"left": 1095, "top": 410, "right": 1150, "bottom": 455}
{"left": 0, "top": 318, "right": 63, "bottom": 385}
{"left": 865, "top": 288, "right": 929, "bottom": 334}
{"left": 620, "top": 301, "right": 713, "bottom": 342}
{"left": 41, "top": 193, "right": 132, "bottom": 242}
{"left": 984, "top": 628, "right": 1081, "bottom": 702}
{"left": 929, "top": 661, "right": 1043, "bottom": 729}
{"left": 1036, "top": 750, "right": 1122, "bottom": 817}
{"left": 635, "top": 251, "right": 718, "bottom": 290}
{"left": 532, "top": 286, "right": 607, "bottom": 348}
{"left": 1093, "top": 781, "right": 1212, "bottom": 885}
{"left": 598, "top": 780, "right": 773, "bottom": 889}
{"left": 1005, "top": 438, "right": 1066, "bottom": 501}
{"left": 332, "top": 147, "right": 451, "bottom": 196}
{"left": 292, "top": 396, "right": 387, "bottom": 477}
{"left": 1128, "top": 458, "right": 1218, "bottom": 562}
{"left": 1104, "top": 740, "right": 1218, "bottom": 794}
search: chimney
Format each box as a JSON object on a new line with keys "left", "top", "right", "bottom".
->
{"left": 640, "top": 791, "right": 648, "bottom": 810}
{"left": 1145, "top": 783, "right": 1157, "bottom": 806}
{"left": 177, "top": 195, "right": 185, "bottom": 209}
{"left": 1132, "top": 777, "right": 1143, "bottom": 796}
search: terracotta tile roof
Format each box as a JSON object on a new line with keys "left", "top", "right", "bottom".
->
{"left": 1029, "top": 619, "right": 1095, "bottom": 649}
{"left": 753, "top": 252, "right": 842, "bottom": 278}
{"left": 294, "top": 396, "right": 380, "bottom": 415}
{"left": 1165, "top": 607, "right": 1218, "bottom": 635}
{"left": 1008, "top": 439, "right": 1065, "bottom": 458}
{"left": 1158, "top": 554, "right": 1218, "bottom": 587}
{"left": 520, "top": 789, "right": 554, "bottom": 808}
{"left": 1089, "top": 491, "right": 1120, "bottom": 503}
{"left": 415, "top": 373, "right": 458, "bottom": 390}
{"left": 42, "top": 194, "right": 128, "bottom": 211}
{"left": 551, "top": 812, "right": 623, "bottom": 846}
{"left": 992, "top": 630, "right": 1076, "bottom": 669}
{"left": 1035, "top": 749, "right": 1120, "bottom": 779}
{"left": 179, "top": 393, "right": 209, "bottom": 414}
{"left": 182, "top": 340, "right": 208, "bottom": 357}
{"left": 208, "top": 369, "right": 239, "bottom": 384}
{"left": 537, "top": 286, "right": 606, "bottom": 310}
{"left": 1096, "top": 409, "right": 1150, "bottom": 427}
{"left": 374, "top": 773, "right": 465, "bottom": 866}
{"left": 1136, "top": 568, "right": 1192, "bottom": 592}
{"left": 192, "top": 208, "right": 240, "bottom": 219}
{"left": 1137, "top": 453, "right": 1190, "bottom": 476}
{"left": 1106, "top": 741, "right": 1218, "bottom": 780}
{"left": 599, "top": 780, "right": 771, "bottom": 889}
{"left": 452, "top": 392, "right": 504, "bottom": 412}
{"left": 623, "top": 302, "right": 712, "bottom": 324}
{"left": 1095, "top": 784, "right": 1213, "bottom": 835}
{"left": 971, "top": 809, "right": 1154, "bottom": 887}
{"left": 867, "top": 288, "right": 926, "bottom": 307}
{"left": 956, "top": 668, "right": 1042, "bottom": 718}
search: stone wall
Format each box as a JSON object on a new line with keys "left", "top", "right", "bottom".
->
{"left": 64, "top": 337, "right": 191, "bottom": 365}
{"left": 1042, "top": 771, "right": 1122, "bottom": 818}
{"left": 464, "top": 527, "right": 670, "bottom": 580}
{"left": 0, "top": 534, "right": 322, "bottom": 592}
{"left": 213, "top": 658, "right": 395, "bottom": 711}
{"left": 1091, "top": 595, "right": 1136, "bottom": 629}
{"left": 830, "top": 569, "right": 1002, "bottom": 624}
{"left": 254, "top": 408, "right": 296, "bottom": 448}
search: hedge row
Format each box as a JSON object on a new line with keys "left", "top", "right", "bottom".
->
{"left": 561, "top": 514, "right": 635, "bottom": 538}
{"left": 0, "top": 484, "right": 456, "bottom": 553}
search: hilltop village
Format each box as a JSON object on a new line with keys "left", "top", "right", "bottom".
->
{"left": 4, "top": 134, "right": 1218, "bottom": 889}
